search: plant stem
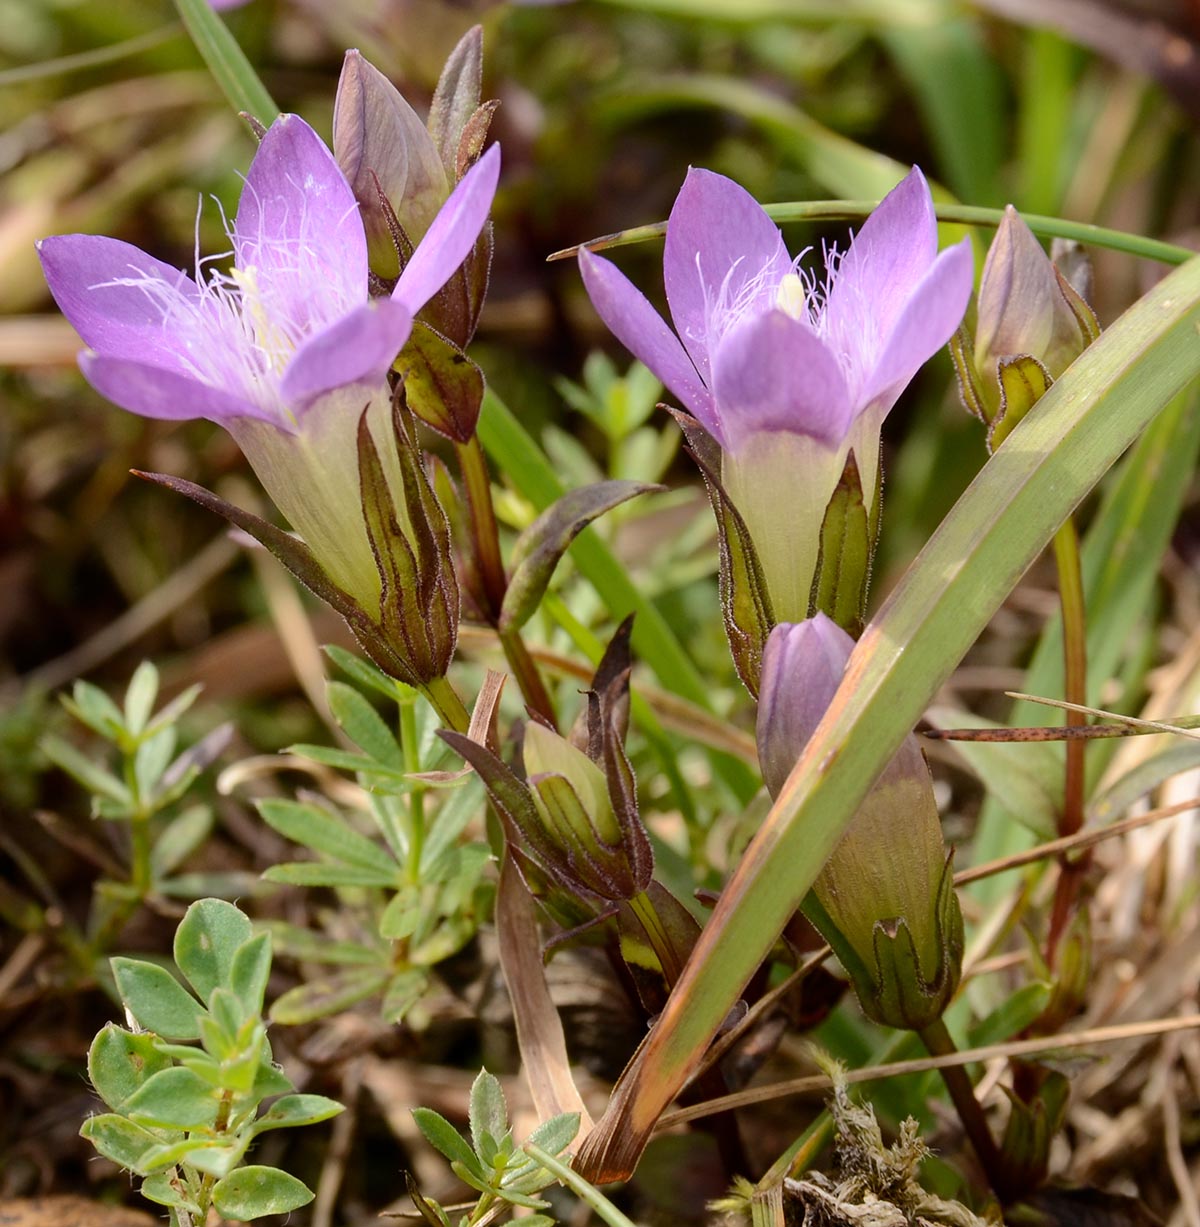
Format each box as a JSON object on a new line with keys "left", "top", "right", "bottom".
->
{"left": 456, "top": 435, "right": 507, "bottom": 619}
{"left": 399, "top": 696, "right": 425, "bottom": 883}
{"left": 918, "top": 1017, "right": 1009, "bottom": 1200}
{"left": 419, "top": 675, "right": 471, "bottom": 733}
{"left": 523, "top": 1144, "right": 640, "bottom": 1227}
{"left": 1047, "top": 517, "right": 1088, "bottom": 965}
{"left": 499, "top": 626, "right": 557, "bottom": 726}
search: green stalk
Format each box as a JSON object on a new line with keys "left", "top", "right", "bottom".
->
{"left": 918, "top": 1018, "right": 1008, "bottom": 1199}
{"left": 455, "top": 435, "right": 508, "bottom": 619}
{"left": 399, "top": 696, "right": 425, "bottom": 884}
{"left": 552, "top": 200, "right": 1195, "bottom": 269}
{"left": 419, "top": 675, "right": 471, "bottom": 734}
{"left": 499, "top": 627, "right": 558, "bottom": 726}
{"left": 457, "top": 433, "right": 557, "bottom": 723}
{"left": 522, "top": 1144, "right": 640, "bottom": 1227}
{"left": 1046, "top": 518, "right": 1088, "bottom": 966}
{"left": 1052, "top": 518, "right": 1088, "bottom": 839}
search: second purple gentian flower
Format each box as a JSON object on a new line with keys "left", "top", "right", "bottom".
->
{"left": 579, "top": 168, "right": 973, "bottom": 627}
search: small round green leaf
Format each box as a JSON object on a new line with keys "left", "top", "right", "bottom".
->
{"left": 211, "top": 1165, "right": 314, "bottom": 1220}
{"left": 111, "top": 958, "right": 205, "bottom": 1039}
{"left": 88, "top": 1024, "right": 172, "bottom": 1110}
{"left": 252, "top": 1093, "right": 344, "bottom": 1134}
{"left": 174, "top": 898, "right": 253, "bottom": 1004}
{"left": 123, "top": 1066, "right": 219, "bottom": 1130}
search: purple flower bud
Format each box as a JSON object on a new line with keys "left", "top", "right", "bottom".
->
{"left": 956, "top": 206, "right": 1099, "bottom": 438}
{"left": 757, "top": 617, "right": 962, "bottom": 1030}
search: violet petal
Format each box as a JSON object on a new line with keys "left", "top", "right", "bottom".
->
{"left": 578, "top": 248, "right": 721, "bottom": 442}
{"left": 79, "top": 352, "right": 268, "bottom": 424}
{"left": 234, "top": 114, "right": 367, "bottom": 335}
{"left": 663, "top": 168, "right": 791, "bottom": 383}
{"left": 36, "top": 234, "right": 201, "bottom": 374}
{"left": 822, "top": 168, "right": 939, "bottom": 357}
{"left": 392, "top": 143, "right": 500, "bottom": 315}
{"left": 281, "top": 298, "right": 414, "bottom": 412}
{"left": 860, "top": 237, "right": 974, "bottom": 412}
{"left": 710, "top": 309, "right": 852, "bottom": 452}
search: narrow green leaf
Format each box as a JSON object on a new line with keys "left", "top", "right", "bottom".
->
{"left": 469, "top": 1069, "right": 508, "bottom": 1156}
{"left": 476, "top": 390, "right": 758, "bottom": 802}
{"left": 123, "top": 662, "right": 160, "bottom": 737}
{"left": 269, "top": 967, "right": 390, "bottom": 1024}
{"left": 212, "top": 1165, "right": 314, "bottom": 1220}
{"left": 150, "top": 806, "right": 214, "bottom": 880}
{"left": 229, "top": 932, "right": 272, "bottom": 1018}
{"left": 969, "top": 982, "right": 1054, "bottom": 1047}
{"left": 326, "top": 682, "right": 406, "bottom": 768}
{"left": 142, "top": 1136, "right": 246, "bottom": 1179}
{"left": 64, "top": 681, "right": 125, "bottom": 739}
{"left": 258, "top": 797, "right": 393, "bottom": 872}
{"left": 174, "top": 898, "right": 253, "bottom": 1004}
{"left": 325, "top": 643, "right": 414, "bottom": 702}
{"left": 261, "top": 921, "right": 384, "bottom": 966}
{"left": 111, "top": 958, "right": 205, "bottom": 1039}
{"left": 41, "top": 736, "right": 130, "bottom": 806}
{"left": 500, "top": 480, "right": 661, "bottom": 632}
{"left": 1089, "top": 742, "right": 1200, "bottom": 823}
{"left": 171, "top": 0, "right": 279, "bottom": 123}
{"left": 413, "top": 1107, "right": 485, "bottom": 1179}
{"left": 381, "top": 968, "right": 430, "bottom": 1023}
{"left": 263, "top": 862, "right": 399, "bottom": 888}
{"left": 524, "top": 1111, "right": 580, "bottom": 1158}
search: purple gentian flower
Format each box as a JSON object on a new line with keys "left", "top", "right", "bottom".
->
{"left": 579, "top": 168, "right": 972, "bottom": 621}
{"left": 37, "top": 115, "right": 499, "bottom": 614}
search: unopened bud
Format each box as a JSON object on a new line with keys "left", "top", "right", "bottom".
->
{"left": 757, "top": 616, "right": 963, "bottom": 1030}
{"left": 954, "top": 207, "right": 1099, "bottom": 449}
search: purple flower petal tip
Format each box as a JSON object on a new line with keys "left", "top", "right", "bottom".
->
{"left": 392, "top": 142, "right": 500, "bottom": 315}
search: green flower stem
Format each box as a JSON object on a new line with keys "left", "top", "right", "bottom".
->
{"left": 455, "top": 435, "right": 508, "bottom": 619}
{"left": 499, "top": 626, "right": 558, "bottom": 727}
{"left": 918, "top": 1018, "right": 1008, "bottom": 1200}
{"left": 522, "top": 1143, "right": 640, "bottom": 1227}
{"left": 1046, "top": 517, "right": 1089, "bottom": 966}
{"left": 1052, "top": 518, "right": 1088, "bottom": 837}
{"left": 399, "top": 695, "right": 426, "bottom": 884}
{"left": 552, "top": 200, "right": 1196, "bottom": 269}
{"left": 419, "top": 675, "right": 471, "bottom": 734}
{"left": 456, "top": 433, "right": 557, "bottom": 723}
